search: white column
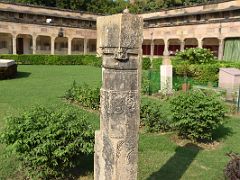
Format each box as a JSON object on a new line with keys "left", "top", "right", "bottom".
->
{"left": 68, "top": 37, "right": 72, "bottom": 55}
{"left": 198, "top": 39, "right": 203, "bottom": 48}
{"left": 163, "top": 39, "right": 169, "bottom": 56}
{"left": 32, "top": 35, "right": 37, "bottom": 54}
{"left": 150, "top": 39, "right": 154, "bottom": 57}
{"left": 180, "top": 40, "right": 185, "bottom": 51}
{"left": 51, "top": 37, "right": 55, "bottom": 55}
{"left": 84, "top": 38, "right": 88, "bottom": 55}
{"left": 218, "top": 38, "right": 224, "bottom": 60}
{"left": 12, "top": 35, "right": 17, "bottom": 55}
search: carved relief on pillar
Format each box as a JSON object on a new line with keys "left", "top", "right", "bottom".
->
{"left": 95, "top": 12, "right": 142, "bottom": 180}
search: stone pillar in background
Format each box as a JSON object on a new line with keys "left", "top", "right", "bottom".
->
{"left": 32, "top": 35, "right": 37, "bottom": 54}
{"left": 180, "top": 40, "right": 185, "bottom": 51}
{"left": 94, "top": 11, "right": 142, "bottom": 180}
{"left": 68, "top": 37, "right": 72, "bottom": 55}
{"left": 51, "top": 37, "right": 55, "bottom": 55}
{"left": 160, "top": 65, "right": 173, "bottom": 93}
{"left": 198, "top": 39, "right": 203, "bottom": 48}
{"left": 218, "top": 38, "right": 224, "bottom": 60}
{"left": 150, "top": 39, "right": 154, "bottom": 57}
{"left": 84, "top": 38, "right": 88, "bottom": 55}
{"left": 163, "top": 39, "right": 169, "bottom": 56}
{"left": 12, "top": 35, "right": 17, "bottom": 55}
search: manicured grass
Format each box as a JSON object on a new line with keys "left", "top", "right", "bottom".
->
{"left": 0, "top": 65, "right": 240, "bottom": 180}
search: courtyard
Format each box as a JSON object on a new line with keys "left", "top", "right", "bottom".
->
{"left": 0, "top": 65, "right": 239, "bottom": 179}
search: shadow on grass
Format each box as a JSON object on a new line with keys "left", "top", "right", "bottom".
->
{"left": 68, "top": 154, "right": 94, "bottom": 179}
{"left": 212, "top": 124, "right": 233, "bottom": 141}
{"left": 16, "top": 72, "right": 31, "bottom": 79}
{"left": 147, "top": 143, "right": 202, "bottom": 180}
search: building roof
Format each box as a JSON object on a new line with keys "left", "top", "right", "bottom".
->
{"left": 0, "top": 0, "right": 101, "bottom": 20}
{"left": 140, "top": 0, "right": 239, "bottom": 20}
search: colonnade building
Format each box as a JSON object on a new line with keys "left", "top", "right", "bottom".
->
{"left": 0, "top": 0, "right": 240, "bottom": 61}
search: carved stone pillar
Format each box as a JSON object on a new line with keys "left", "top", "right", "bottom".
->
{"left": 95, "top": 11, "right": 142, "bottom": 180}
{"left": 51, "top": 37, "right": 55, "bottom": 55}
{"left": 218, "top": 38, "right": 224, "bottom": 60}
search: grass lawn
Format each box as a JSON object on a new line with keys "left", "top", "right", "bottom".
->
{"left": 0, "top": 65, "right": 240, "bottom": 180}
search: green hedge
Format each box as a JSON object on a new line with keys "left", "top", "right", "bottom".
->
{"left": 172, "top": 59, "right": 240, "bottom": 84}
{"left": 0, "top": 54, "right": 102, "bottom": 67}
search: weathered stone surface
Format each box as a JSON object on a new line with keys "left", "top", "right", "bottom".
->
{"left": 94, "top": 12, "right": 142, "bottom": 180}
{"left": 0, "top": 59, "right": 17, "bottom": 80}
{"left": 160, "top": 65, "right": 173, "bottom": 93}
{"left": 219, "top": 68, "right": 240, "bottom": 100}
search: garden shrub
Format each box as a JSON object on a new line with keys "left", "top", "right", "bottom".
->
{"left": 0, "top": 106, "right": 95, "bottom": 179}
{"left": 152, "top": 57, "right": 163, "bottom": 70}
{"left": 142, "top": 57, "right": 151, "bottom": 70}
{"left": 224, "top": 152, "right": 240, "bottom": 180}
{"left": 0, "top": 54, "right": 102, "bottom": 67}
{"left": 170, "top": 89, "right": 227, "bottom": 141}
{"left": 174, "top": 48, "right": 216, "bottom": 64}
{"left": 141, "top": 97, "right": 172, "bottom": 132}
{"left": 65, "top": 81, "right": 100, "bottom": 110}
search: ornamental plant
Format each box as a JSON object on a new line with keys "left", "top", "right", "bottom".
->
{"left": 170, "top": 89, "right": 227, "bottom": 142}
{"left": 0, "top": 106, "right": 95, "bottom": 179}
{"left": 141, "top": 97, "right": 172, "bottom": 132}
{"left": 65, "top": 81, "right": 100, "bottom": 110}
{"left": 175, "top": 48, "right": 216, "bottom": 64}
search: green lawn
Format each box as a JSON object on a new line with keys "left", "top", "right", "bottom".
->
{"left": 0, "top": 65, "right": 240, "bottom": 180}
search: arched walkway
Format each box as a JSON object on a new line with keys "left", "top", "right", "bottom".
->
{"left": 72, "top": 38, "right": 84, "bottom": 55}
{"left": 0, "top": 33, "right": 12, "bottom": 54}
{"left": 16, "top": 34, "right": 32, "bottom": 54}
{"left": 55, "top": 37, "right": 68, "bottom": 55}
{"left": 202, "top": 38, "right": 219, "bottom": 57}
{"left": 154, "top": 39, "right": 164, "bottom": 56}
{"left": 168, "top": 39, "right": 181, "bottom": 55}
{"left": 142, "top": 40, "right": 151, "bottom": 55}
{"left": 88, "top": 39, "right": 96, "bottom": 54}
{"left": 184, "top": 38, "right": 198, "bottom": 49}
{"left": 36, "top": 35, "right": 51, "bottom": 54}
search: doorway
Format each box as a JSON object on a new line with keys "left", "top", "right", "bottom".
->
{"left": 17, "top": 37, "right": 24, "bottom": 54}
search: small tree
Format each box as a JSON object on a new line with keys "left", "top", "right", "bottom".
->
{"left": 170, "top": 90, "right": 227, "bottom": 142}
{"left": 175, "top": 48, "right": 216, "bottom": 64}
{"left": 1, "top": 106, "right": 95, "bottom": 179}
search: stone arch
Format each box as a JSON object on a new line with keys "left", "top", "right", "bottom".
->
{"left": 184, "top": 38, "right": 198, "bottom": 49}
{"left": 202, "top": 37, "right": 219, "bottom": 57}
{"left": 16, "top": 34, "right": 33, "bottom": 54}
{"left": 36, "top": 35, "right": 51, "bottom": 54}
{"left": 142, "top": 39, "right": 151, "bottom": 55}
{"left": 0, "top": 33, "right": 13, "bottom": 54}
{"left": 154, "top": 39, "right": 164, "bottom": 56}
{"left": 55, "top": 37, "right": 68, "bottom": 55}
{"left": 168, "top": 38, "right": 181, "bottom": 55}
{"left": 71, "top": 38, "right": 84, "bottom": 54}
